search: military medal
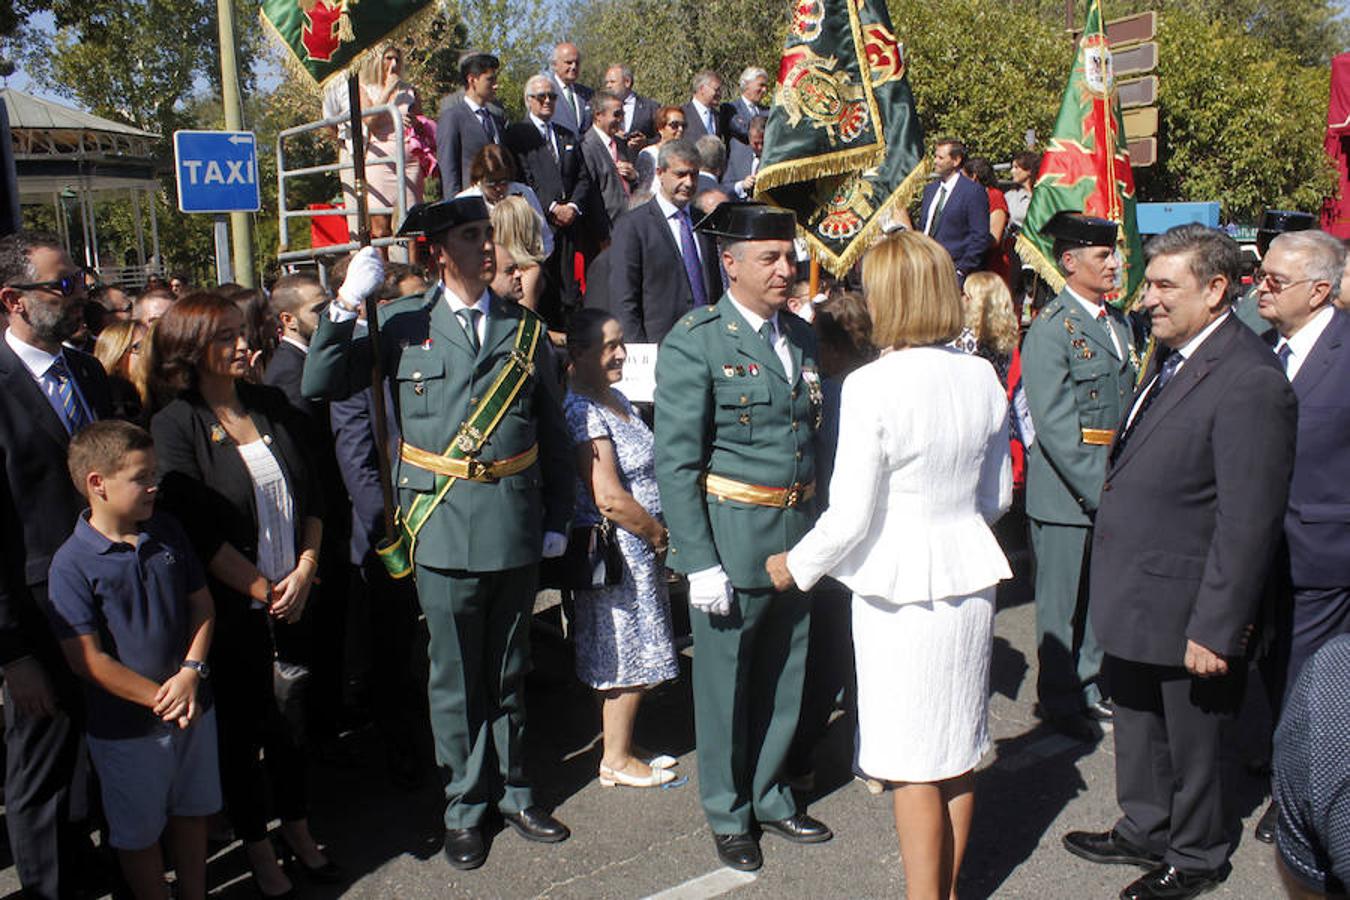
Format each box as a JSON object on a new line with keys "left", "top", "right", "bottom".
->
{"left": 723, "top": 364, "right": 736, "bottom": 378}
{"left": 727, "top": 321, "right": 739, "bottom": 333}
{"left": 802, "top": 368, "right": 824, "bottom": 428}
{"left": 748, "top": 363, "right": 760, "bottom": 376}
{"left": 1064, "top": 319, "right": 1076, "bottom": 335}
{"left": 736, "top": 365, "right": 745, "bottom": 376}
{"left": 209, "top": 423, "right": 228, "bottom": 445}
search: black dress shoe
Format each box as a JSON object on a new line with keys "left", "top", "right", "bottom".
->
{"left": 276, "top": 840, "right": 345, "bottom": 884}
{"left": 759, "top": 813, "right": 833, "bottom": 844}
{"left": 713, "top": 832, "right": 762, "bottom": 872}
{"left": 443, "top": 828, "right": 487, "bottom": 871}
{"left": 1063, "top": 829, "right": 1164, "bottom": 868}
{"left": 1254, "top": 800, "right": 1278, "bottom": 844}
{"left": 1120, "top": 863, "right": 1230, "bottom": 899}
{"left": 1085, "top": 699, "right": 1116, "bottom": 721}
{"left": 502, "top": 807, "right": 570, "bottom": 843}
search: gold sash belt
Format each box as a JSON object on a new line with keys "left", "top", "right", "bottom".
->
{"left": 1081, "top": 428, "right": 1116, "bottom": 446}
{"left": 701, "top": 472, "right": 815, "bottom": 509}
{"left": 400, "top": 442, "right": 538, "bottom": 482}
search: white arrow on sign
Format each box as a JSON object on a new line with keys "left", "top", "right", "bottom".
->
{"left": 228, "top": 134, "right": 252, "bottom": 145}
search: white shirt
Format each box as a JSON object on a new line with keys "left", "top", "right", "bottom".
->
{"left": 1274, "top": 304, "right": 1334, "bottom": 382}
{"left": 923, "top": 172, "right": 961, "bottom": 235}
{"left": 236, "top": 439, "right": 297, "bottom": 601}
{"left": 591, "top": 125, "right": 620, "bottom": 162}
{"left": 280, "top": 335, "right": 309, "bottom": 356}
{"left": 691, "top": 98, "right": 717, "bottom": 134}
{"left": 621, "top": 93, "right": 637, "bottom": 133}
{"left": 321, "top": 79, "right": 351, "bottom": 146}
{"left": 724, "top": 292, "right": 793, "bottom": 381}
{"left": 1066, "top": 286, "right": 1123, "bottom": 358}
{"left": 441, "top": 284, "right": 491, "bottom": 346}
{"left": 654, "top": 190, "right": 702, "bottom": 265}
{"left": 1125, "top": 311, "right": 1231, "bottom": 430}
{"left": 4, "top": 328, "right": 94, "bottom": 429}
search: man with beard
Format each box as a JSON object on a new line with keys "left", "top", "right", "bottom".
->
{"left": 0, "top": 232, "right": 113, "bottom": 899}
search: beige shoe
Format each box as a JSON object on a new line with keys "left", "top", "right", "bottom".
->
{"left": 598, "top": 763, "right": 677, "bottom": 788}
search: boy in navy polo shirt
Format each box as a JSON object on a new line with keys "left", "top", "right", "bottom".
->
{"left": 45, "top": 421, "right": 218, "bottom": 900}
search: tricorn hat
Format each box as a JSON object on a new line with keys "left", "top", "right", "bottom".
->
{"left": 397, "top": 196, "right": 490, "bottom": 238}
{"left": 1256, "top": 209, "right": 1316, "bottom": 255}
{"left": 1043, "top": 211, "right": 1118, "bottom": 248}
{"left": 694, "top": 201, "right": 797, "bottom": 242}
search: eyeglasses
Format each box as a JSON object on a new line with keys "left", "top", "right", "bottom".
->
{"left": 666, "top": 121, "right": 687, "bottom": 129}
{"left": 1254, "top": 269, "right": 1319, "bottom": 293}
{"left": 5, "top": 275, "right": 85, "bottom": 297}
{"left": 530, "top": 92, "right": 558, "bottom": 101}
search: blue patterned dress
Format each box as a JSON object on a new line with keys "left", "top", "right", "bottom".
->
{"left": 564, "top": 389, "right": 679, "bottom": 690}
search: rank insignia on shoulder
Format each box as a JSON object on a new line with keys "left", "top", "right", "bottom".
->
{"left": 727, "top": 321, "right": 739, "bottom": 332}
{"left": 683, "top": 315, "right": 695, "bottom": 326}
{"left": 723, "top": 364, "right": 736, "bottom": 378}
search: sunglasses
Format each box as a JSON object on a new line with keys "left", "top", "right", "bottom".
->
{"left": 666, "top": 120, "right": 687, "bottom": 129}
{"left": 530, "top": 92, "right": 558, "bottom": 101}
{"left": 6, "top": 275, "right": 85, "bottom": 297}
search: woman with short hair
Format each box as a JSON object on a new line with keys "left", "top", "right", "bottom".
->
{"left": 767, "top": 231, "right": 1012, "bottom": 900}
{"left": 636, "top": 106, "right": 689, "bottom": 195}
{"left": 457, "top": 144, "right": 554, "bottom": 258}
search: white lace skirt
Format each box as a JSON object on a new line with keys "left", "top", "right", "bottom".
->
{"left": 853, "top": 588, "right": 995, "bottom": 783}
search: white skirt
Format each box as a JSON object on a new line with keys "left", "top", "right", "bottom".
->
{"left": 853, "top": 588, "right": 995, "bottom": 783}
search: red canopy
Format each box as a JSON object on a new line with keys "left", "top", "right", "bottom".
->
{"left": 1321, "top": 53, "right": 1350, "bottom": 238}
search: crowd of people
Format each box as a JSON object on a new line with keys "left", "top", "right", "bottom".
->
{"left": 1, "top": 40, "right": 1349, "bottom": 900}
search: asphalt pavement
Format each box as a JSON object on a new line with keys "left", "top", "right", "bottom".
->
{"left": 0, "top": 510, "right": 1287, "bottom": 899}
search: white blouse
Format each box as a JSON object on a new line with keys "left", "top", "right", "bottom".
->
{"left": 236, "top": 439, "right": 296, "bottom": 587}
{"left": 787, "top": 346, "right": 1013, "bottom": 604}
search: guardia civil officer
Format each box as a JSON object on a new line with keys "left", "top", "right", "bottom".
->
{"left": 654, "top": 202, "right": 833, "bottom": 873}
{"left": 1021, "top": 212, "right": 1139, "bottom": 740}
{"left": 301, "top": 197, "right": 574, "bottom": 871}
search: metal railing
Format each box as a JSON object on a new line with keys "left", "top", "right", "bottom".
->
{"left": 276, "top": 103, "right": 410, "bottom": 266}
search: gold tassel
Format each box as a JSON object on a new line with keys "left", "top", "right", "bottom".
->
{"left": 1014, "top": 232, "right": 1067, "bottom": 295}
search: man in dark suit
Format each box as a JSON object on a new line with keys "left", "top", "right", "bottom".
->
{"left": 722, "top": 66, "right": 770, "bottom": 145}
{"left": 580, "top": 90, "right": 638, "bottom": 229}
{"left": 1251, "top": 229, "right": 1350, "bottom": 843}
{"left": 683, "top": 70, "right": 727, "bottom": 143}
{"left": 1064, "top": 225, "right": 1298, "bottom": 900}
{"left": 436, "top": 52, "right": 507, "bottom": 196}
{"left": 609, "top": 139, "right": 722, "bottom": 344}
{"left": 916, "top": 139, "right": 990, "bottom": 283}
{"left": 504, "top": 74, "right": 599, "bottom": 328}
{"left": 723, "top": 116, "right": 765, "bottom": 200}
{"left": 603, "top": 64, "right": 660, "bottom": 148}
{"left": 544, "top": 42, "right": 592, "bottom": 136}
{"left": 0, "top": 232, "right": 113, "bottom": 900}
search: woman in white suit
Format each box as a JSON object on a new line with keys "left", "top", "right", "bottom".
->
{"left": 767, "top": 230, "right": 1012, "bottom": 900}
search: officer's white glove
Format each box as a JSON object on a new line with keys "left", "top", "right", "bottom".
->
{"left": 687, "top": 565, "right": 733, "bottom": 617}
{"left": 541, "top": 531, "right": 568, "bottom": 559}
{"left": 335, "top": 246, "right": 385, "bottom": 312}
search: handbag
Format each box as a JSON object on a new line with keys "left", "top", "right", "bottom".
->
{"left": 541, "top": 519, "right": 624, "bottom": 590}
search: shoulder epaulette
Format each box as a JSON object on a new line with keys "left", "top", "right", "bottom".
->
{"left": 679, "top": 305, "right": 721, "bottom": 331}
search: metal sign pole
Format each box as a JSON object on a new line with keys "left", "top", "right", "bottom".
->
{"left": 213, "top": 215, "right": 234, "bottom": 284}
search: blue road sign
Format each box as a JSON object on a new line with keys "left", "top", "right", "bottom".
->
{"left": 173, "top": 130, "right": 261, "bottom": 214}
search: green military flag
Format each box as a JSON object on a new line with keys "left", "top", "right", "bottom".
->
{"left": 1016, "top": 0, "right": 1144, "bottom": 307}
{"left": 754, "top": 0, "right": 927, "bottom": 276}
{"left": 260, "top": 0, "right": 436, "bottom": 86}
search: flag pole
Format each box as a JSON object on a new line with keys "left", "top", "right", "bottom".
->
{"left": 346, "top": 72, "right": 399, "bottom": 545}
{"left": 809, "top": 254, "right": 820, "bottom": 299}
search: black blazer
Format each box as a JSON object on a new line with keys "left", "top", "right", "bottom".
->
{"left": 608, "top": 196, "right": 722, "bottom": 344}
{"left": 503, "top": 119, "right": 600, "bottom": 241}
{"left": 0, "top": 338, "right": 111, "bottom": 664}
{"left": 628, "top": 93, "right": 661, "bottom": 140}
{"left": 1089, "top": 315, "right": 1297, "bottom": 666}
{"left": 1280, "top": 309, "right": 1350, "bottom": 588}
{"left": 436, "top": 96, "right": 507, "bottom": 195}
{"left": 682, "top": 101, "right": 728, "bottom": 143}
{"left": 722, "top": 97, "right": 769, "bottom": 145}
{"left": 150, "top": 382, "right": 324, "bottom": 617}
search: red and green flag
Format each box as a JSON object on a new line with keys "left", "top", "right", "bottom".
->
{"left": 260, "top": 0, "right": 436, "bottom": 86}
{"left": 1016, "top": 0, "right": 1143, "bottom": 306}
{"left": 754, "top": 0, "right": 927, "bottom": 276}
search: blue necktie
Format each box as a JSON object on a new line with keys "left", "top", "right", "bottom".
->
{"left": 477, "top": 107, "right": 494, "bottom": 141}
{"left": 1113, "top": 352, "right": 1182, "bottom": 461}
{"left": 677, "top": 209, "right": 709, "bottom": 307}
{"left": 48, "top": 356, "right": 91, "bottom": 434}
{"left": 1276, "top": 342, "right": 1293, "bottom": 374}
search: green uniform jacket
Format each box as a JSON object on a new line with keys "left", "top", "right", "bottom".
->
{"left": 301, "top": 287, "right": 574, "bottom": 572}
{"left": 1233, "top": 285, "right": 1275, "bottom": 337}
{"left": 654, "top": 299, "right": 820, "bottom": 591}
{"left": 1022, "top": 288, "right": 1138, "bottom": 526}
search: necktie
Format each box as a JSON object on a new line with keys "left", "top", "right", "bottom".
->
{"left": 706, "top": 107, "right": 716, "bottom": 135}
{"left": 677, "top": 209, "right": 709, "bottom": 307}
{"left": 564, "top": 85, "right": 578, "bottom": 123}
{"left": 1276, "top": 342, "right": 1293, "bottom": 374}
{"left": 928, "top": 186, "right": 948, "bottom": 235}
{"left": 48, "top": 357, "right": 91, "bottom": 434}
{"left": 758, "top": 321, "right": 792, "bottom": 378}
{"left": 1114, "top": 351, "right": 1183, "bottom": 460}
{"left": 456, "top": 308, "right": 481, "bottom": 355}
{"left": 540, "top": 123, "right": 557, "bottom": 161}
{"left": 477, "top": 107, "right": 494, "bottom": 141}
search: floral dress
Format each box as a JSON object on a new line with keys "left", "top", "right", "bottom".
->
{"left": 564, "top": 389, "right": 678, "bottom": 690}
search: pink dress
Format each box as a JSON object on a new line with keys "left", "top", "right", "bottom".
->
{"left": 362, "top": 82, "right": 424, "bottom": 216}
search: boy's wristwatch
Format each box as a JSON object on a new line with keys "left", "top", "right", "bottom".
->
{"left": 181, "top": 659, "right": 210, "bottom": 679}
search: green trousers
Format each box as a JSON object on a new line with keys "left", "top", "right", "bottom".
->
{"left": 414, "top": 563, "right": 537, "bottom": 829}
{"left": 1030, "top": 520, "right": 1103, "bottom": 717}
{"left": 690, "top": 587, "right": 811, "bottom": 834}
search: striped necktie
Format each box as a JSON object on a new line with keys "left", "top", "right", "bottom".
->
{"left": 48, "top": 356, "right": 91, "bottom": 434}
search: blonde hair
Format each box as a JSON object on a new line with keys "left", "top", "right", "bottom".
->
{"left": 359, "top": 43, "right": 402, "bottom": 86}
{"left": 862, "top": 231, "right": 963, "bottom": 349}
{"left": 491, "top": 196, "right": 546, "bottom": 266}
{"left": 961, "top": 271, "right": 1019, "bottom": 356}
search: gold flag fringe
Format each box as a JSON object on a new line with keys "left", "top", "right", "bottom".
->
{"left": 259, "top": 0, "right": 445, "bottom": 91}
{"left": 1014, "top": 232, "right": 1066, "bottom": 295}
{"left": 755, "top": 140, "right": 887, "bottom": 200}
